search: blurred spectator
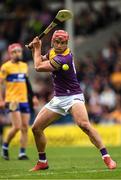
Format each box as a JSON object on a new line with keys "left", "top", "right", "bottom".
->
{"left": 105, "top": 95, "right": 121, "bottom": 124}
{"left": 74, "top": 1, "right": 121, "bottom": 36}
{"left": 110, "top": 62, "right": 121, "bottom": 93}
{"left": 88, "top": 90, "right": 103, "bottom": 123}
{"left": 33, "top": 76, "right": 53, "bottom": 108}
{"left": 99, "top": 85, "right": 116, "bottom": 111}
{"left": 77, "top": 31, "right": 121, "bottom": 124}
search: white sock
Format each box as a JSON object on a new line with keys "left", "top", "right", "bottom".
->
{"left": 39, "top": 159, "right": 47, "bottom": 163}
{"left": 102, "top": 154, "right": 110, "bottom": 159}
{"left": 19, "top": 153, "right": 26, "bottom": 157}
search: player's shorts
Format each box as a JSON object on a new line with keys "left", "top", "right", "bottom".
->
{"left": 45, "top": 93, "right": 85, "bottom": 116}
{"left": 6, "top": 102, "right": 30, "bottom": 113}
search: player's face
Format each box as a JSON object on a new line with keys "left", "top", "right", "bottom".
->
{"left": 53, "top": 38, "right": 68, "bottom": 53}
{"left": 10, "top": 49, "right": 23, "bottom": 62}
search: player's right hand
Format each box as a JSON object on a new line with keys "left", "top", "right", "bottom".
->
{"left": 0, "top": 101, "right": 5, "bottom": 109}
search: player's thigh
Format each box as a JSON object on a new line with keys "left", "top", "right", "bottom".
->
{"left": 32, "top": 107, "right": 60, "bottom": 131}
{"left": 70, "top": 102, "right": 90, "bottom": 127}
{"left": 9, "top": 111, "right": 22, "bottom": 129}
{"left": 21, "top": 113, "right": 30, "bottom": 128}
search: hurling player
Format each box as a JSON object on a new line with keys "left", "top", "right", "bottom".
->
{"left": 29, "top": 30, "right": 116, "bottom": 171}
{"left": 0, "top": 43, "right": 32, "bottom": 160}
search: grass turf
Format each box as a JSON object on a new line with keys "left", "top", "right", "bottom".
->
{"left": 0, "top": 146, "right": 121, "bottom": 179}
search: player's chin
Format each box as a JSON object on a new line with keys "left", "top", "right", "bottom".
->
{"left": 14, "top": 57, "right": 22, "bottom": 62}
{"left": 55, "top": 49, "right": 65, "bottom": 53}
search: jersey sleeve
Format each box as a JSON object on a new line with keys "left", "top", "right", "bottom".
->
{"left": 50, "top": 55, "right": 65, "bottom": 70}
{"left": 0, "top": 64, "right": 8, "bottom": 79}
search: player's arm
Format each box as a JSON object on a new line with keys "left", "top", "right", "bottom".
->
{"left": 30, "top": 37, "right": 54, "bottom": 72}
{"left": 32, "top": 53, "right": 47, "bottom": 62}
{"left": 0, "top": 78, "right": 5, "bottom": 108}
{"left": 0, "top": 65, "right": 7, "bottom": 108}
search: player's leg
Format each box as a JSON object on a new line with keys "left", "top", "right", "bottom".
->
{"left": 70, "top": 102, "right": 116, "bottom": 169}
{"left": 2, "top": 111, "right": 21, "bottom": 160}
{"left": 30, "top": 107, "right": 60, "bottom": 171}
{"left": 18, "top": 112, "right": 30, "bottom": 160}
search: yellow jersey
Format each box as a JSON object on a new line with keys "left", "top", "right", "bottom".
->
{"left": 0, "top": 60, "right": 28, "bottom": 103}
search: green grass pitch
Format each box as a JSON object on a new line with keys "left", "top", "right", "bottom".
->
{"left": 0, "top": 146, "right": 121, "bottom": 179}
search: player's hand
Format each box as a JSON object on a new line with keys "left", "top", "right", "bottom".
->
{"left": 27, "top": 37, "right": 42, "bottom": 49}
{"left": 32, "top": 37, "right": 42, "bottom": 49}
{"left": 0, "top": 101, "right": 5, "bottom": 109}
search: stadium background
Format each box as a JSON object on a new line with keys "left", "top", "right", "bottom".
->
{"left": 1, "top": 0, "right": 121, "bottom": 147}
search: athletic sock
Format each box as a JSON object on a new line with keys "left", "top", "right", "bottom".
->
{"left": 2, "top": 142, "right": 9, "bottom": 150}
{"left": 38, "top": 152, "right": 47, "bottom": 163}
{"left": 100, "top": 148, "right": 109, "bottom": 158}
{"left": 19, "top": 148, "right": 26, "bottom": 156}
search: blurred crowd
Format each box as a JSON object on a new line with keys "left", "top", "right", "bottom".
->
{"left": 0, "top": 1, "right": 121, "bottom": 60}
{"left": 74, "top": 1, "right": 121, "bottom": 36}
{"left": 77, "top": 32, "right": 121, "bottom": 124}
{"left": 0, "top": 0, "right": 63, "bottom": 61}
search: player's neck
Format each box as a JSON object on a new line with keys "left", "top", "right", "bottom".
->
{"left": 11, "top": 60, "right": 20, "bottom": 64}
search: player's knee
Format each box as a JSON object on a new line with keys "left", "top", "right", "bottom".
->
{"left": 78, "top": 121, "right": 91, "bottom": 133}
{"left": 21, "top": 125, "right": 28, "bottom": 133}
{"left": 32, "top": 124, "right": 40, "bottom": 134}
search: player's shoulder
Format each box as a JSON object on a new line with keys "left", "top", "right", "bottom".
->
{"left": 48, "top": 48, "right": 55, "bottom": 59}
{"left": 0, "top": 60, "right": 11, "bottom": 69}
{"left": 57, "top": 48, "right": 73, "bottom": 61}
{"left": 62, "top": 48, "right": 71, "bottom": 56}
{"left": 58, "top": 48, "right": 72, "bottom": 60}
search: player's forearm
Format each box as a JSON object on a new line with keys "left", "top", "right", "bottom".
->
{"left": 0, "top": 93, "right": 3, "bottom": 101}
{"left": 33, "top": 47, "right": 43, "bottom": 69}
{"left": 0, "top": 86, "right": 4, "bottom": 101}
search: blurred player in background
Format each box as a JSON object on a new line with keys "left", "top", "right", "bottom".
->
{"left": 29, "top": 30, "right": 116, "bottom": 171}
{"left": 0, "top": 43, "right": 35, "bottom": 160}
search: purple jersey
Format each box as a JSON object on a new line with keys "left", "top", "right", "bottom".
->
{"left": 47, "top": 48, "right": 82, "bottom": 96}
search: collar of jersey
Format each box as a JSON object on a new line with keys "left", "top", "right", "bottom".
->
{"left": 51, "top": 48, "right": 70, "bottom": 56}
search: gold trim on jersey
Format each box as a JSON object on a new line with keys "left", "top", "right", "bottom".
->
{"left": 49, "top": 48, "right": 70, "bottom": 60}
{"left": 50, "top": 59, "right": 61, "bottom": 69}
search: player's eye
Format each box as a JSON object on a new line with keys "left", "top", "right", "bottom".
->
{"left": 60, "top": 41, "right": 67, "bottom": 45}
{"left": 61, "top": 41, "right": 64, "bottom": 45}
{"left": 55, "top": 40, "right": 60, "bottom": 44}
{"left": 55, "top": 40, "right": 66, "bottom": 45}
